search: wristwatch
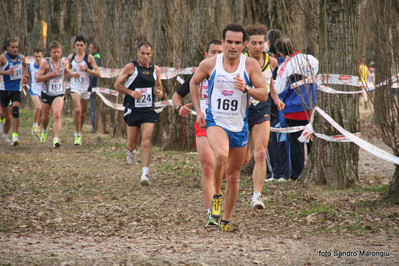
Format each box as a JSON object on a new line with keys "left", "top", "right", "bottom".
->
{"left": 85, "top": 68, "right": 88, "bottom": 72}
{"left": 244, "top": 85, "right": 251, "bottom": 93}
{"left": 176, "top": 105, "right": 182, "bottom": 111}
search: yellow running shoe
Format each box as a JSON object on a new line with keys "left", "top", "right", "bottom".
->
{"left": 40, "top": 131, "right": 47, "bottom": 143}
{"left": 210, "top": 196, "right": 222, "bottom": 218}
{"left": 74, "top": 136, "right": 81, "bottom": 146}
{"left": 53, "top": 139, "right": 61, "bottom": 148}
{"left": 218, "top": 220, "right": 231, "bottom": 232}
{"left": 32, "top": 126, "right": 38, "bottom": 135}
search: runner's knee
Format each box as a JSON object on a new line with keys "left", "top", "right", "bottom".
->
{"left": 12, "top": 106, "right": 19, "bottom": 118}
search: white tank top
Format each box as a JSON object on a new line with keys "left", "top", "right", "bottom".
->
{"left": 208, "top": 54, "right": 249, "bottom": 132}
{"left": 29, "top": 63, "right": 44, "bottom": 94}
{"left": 70, "top": 55, "right": 90, "bottom": 90}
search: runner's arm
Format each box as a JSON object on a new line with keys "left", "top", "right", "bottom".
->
{"left": 245, "top": 58, "right": 268, "bottom": 102}
{"left": 64, "top": 61, "right": 81, "bottom": 78}
{"left": 86, "top": 54, "right": 101, "bottom": 78}
{"left": 190, "top": 59, "right": 212, "bottom": 128}
{"left": 21, "top": 55, "right": 29, "bottom": 84}
{"left": 36, "top": 60, "right": 53, "bottom": 82}
{"left": 114, "top": 63, "right": 141, "bottom": 100}
{"left": 269, "top": 79, "right": 284, "bottom": 110}
{"left": 154, "top": 65, "right": 163, "bottom": 99}
{"left": 0, "top": 54, "right": 12, "bottom": 75}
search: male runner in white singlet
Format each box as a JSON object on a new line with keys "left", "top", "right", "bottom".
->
{"left": 68, "top": 35, "right": 101, "bottom": 145}
{"left": 190, "top": 24, "right": 268, "bottom": 231}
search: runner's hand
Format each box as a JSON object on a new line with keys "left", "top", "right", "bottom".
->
{"left": 8, "top": 68, "right": 14, "bottom": 75}
{"left": 79, "top": 65, "right": 87, "bottom": 72}
{"left": 132, "top": 90, "right": 143, "bottom": 100}
{"left": 179, "top": 103, "right": 192, "bottom": 118}
{"left": 275, "top": 98, "right": 285, "bottom": 110}
{"left": 52, "top": 69, "right": 59, "bottom": 77}
{"left": 197, "top": 111, "right": 206, "bottom": 129}
{"left": 155, "top": 89, "right": 163, "bottom": 99}
{"left": 233, "top": 73, "right": 245, "bottom": 92}
{"left": 74, "top": 72, "right": 81, "bottom": 79}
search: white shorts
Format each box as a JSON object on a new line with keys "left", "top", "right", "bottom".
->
{"left": 71, "top": 88, "right": 91, "bottom": 100}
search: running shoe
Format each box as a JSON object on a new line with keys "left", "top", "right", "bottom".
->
{"left": 140, "top": 174, "right": 149, "bottom": 186}
{"left": 265, "top": 177, "right": 275, "bottom": 182}
{"left": 74, "top": 136, "right": 81, "bottom": 146}
{"left": 32, "top": 126, "right": 38, "bottom": 135}
{"left": 127, "top": 150, "right": 135, "bottom": 164}
{"left": 53, "top": 139, "right": 61, "bottom": 148}
{"left": 251, "top": 195, "right": 265, "bottom": 210}
{"left": 35, "top": 129, "right": 41, "bottom": 140}
{"left": 2, "top": 134, "right": 10, "bottom": 143}
{"left": 218, "top": 220, "right": 231, "bottom": 232}
{"left": 11, "top": 133, "right": 19, "bottom": 146}
{"left": 205, "top": 215, "right": 218, "bottom": 226}
{"left": 40, "top": 131, "right": 47, "bottom": 143}
{"left": 210, "top": 196, "right": 222, "bottom": 218}
{"left": 277, "top": 177, "right": 288, "bottom": 182}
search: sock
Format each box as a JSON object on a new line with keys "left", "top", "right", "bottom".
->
{"left": 252, "top": 191, "right": 261, "bottom": 202}
{"left": 54, "top": 138, "right": 58, "bottom": 141}
{"left": 220, "top": 219, "right": 229, "bottom": 225}
{"left": 142, "top": 167, "right": 149, "bottom": 176}
{"left": 12, "top": 133, "right": 18, "bottom": 137}
{"left": 75, "top": 132, "right": 81, "bottom": 137}
{"left": 43, "top": 129, "right": 47, "bottom": 133}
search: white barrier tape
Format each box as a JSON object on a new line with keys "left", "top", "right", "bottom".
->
{"left": 177, "top": 76, "right": 185, "bottom": 85}
{"left": 96, "top": 91, "right": 124, "bottom": 111}
{"left": 317, "top": 84, "right": 365, "bottom": 94}
{"left": 92, "top": 87, "right": 118, "bottom": 96}
{"left": 375, "top": 73, "right": 399, "bottom": 88}
{"left": 188, "top": 109, "right": 361, "bottom": 143}
{"left": 26, "top": 56, "right": 199, "bottom": 80}
{"left": 314, "top": 132, "right": 361, "bottom": 142}
{"left": 96, "top": 91, "right": 172, "bottom": 113}
{"left": 299, "top": 107, "right": 399, "bottom": 165}
{"left": 24, "top": 57, "right": 399, "bottom": 87}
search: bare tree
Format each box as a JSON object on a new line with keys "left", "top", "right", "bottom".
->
{"left": 299, "top": 0, "right": 360, "bottom": 188}
{"left": 366, "top": 0, "right": 399, "bottom": 204}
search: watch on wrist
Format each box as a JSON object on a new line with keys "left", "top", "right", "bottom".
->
{"left": 176, "top": 105, "right": 182, "bottom": 111}
{"left": 85, "top": 68, "right": 88, "bottom": 72}
{"left": 244, "top": 85, "right": 252, "bottom": 93}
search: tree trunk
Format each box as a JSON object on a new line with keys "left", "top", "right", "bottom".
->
{"left": 367, "top": 0, "right": 399, "bottom": 204}
{"left": 299, "top": 0, "right": 360, "bottom": 188}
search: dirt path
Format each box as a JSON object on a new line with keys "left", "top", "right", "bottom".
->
{"left": 0, "top": 109, "right": 398, "bottom": 265}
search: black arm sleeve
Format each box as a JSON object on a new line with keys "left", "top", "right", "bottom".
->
{"left": 176, "top": 73, "right": 194, "bottom": 98}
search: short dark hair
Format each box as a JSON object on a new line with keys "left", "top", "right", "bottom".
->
{"left": 74, "top": 35, "right": 85, "bottom": 44}
{"left": 245, "top": 23, "right": 267, "bottom": 41}
{"left": 138, "top": 41, "right": 152, "bottom": 51}
{"left": 33, "top": 48, "right": 43, "bottom": 54}
{"left": 266, "top": 29, "right": 282, "bottom": 44}
{"left": 49, "top": 41, "right": 62, "bottom": 51}
{"left": 2, "top": 46, "right": 7, "bottom": 53}
{"left": 274, "top": 37, "right": 296, "bottom": 56}
{"left": 90, "top": 42, "right": 99, "bottom": 52}
{"left": 205, "top": 40, "right": 221, "bottom": 53}
{"left": 7, "top": 39, "right": 18, "bottom": 46}
{"left": 222, "top": 24, "right": 247, "bottom": 43}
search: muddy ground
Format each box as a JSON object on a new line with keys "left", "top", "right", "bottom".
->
{"left": 0, "top": 107, "right": 398, "bottom": 265}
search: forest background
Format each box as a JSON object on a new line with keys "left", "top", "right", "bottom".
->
{"left": 0, "top": 0, "right": 398, "bottom": 201}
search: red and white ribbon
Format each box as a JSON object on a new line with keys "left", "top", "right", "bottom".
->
{"left": 298, "top": 107, "right": 399, "bottom": 165}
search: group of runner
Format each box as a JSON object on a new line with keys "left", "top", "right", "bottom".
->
{"left": 0, "top": 36, "right": 100, "bottom": 148}
{"left": 1, "top": 23, "right": 310, "bottom": 232}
